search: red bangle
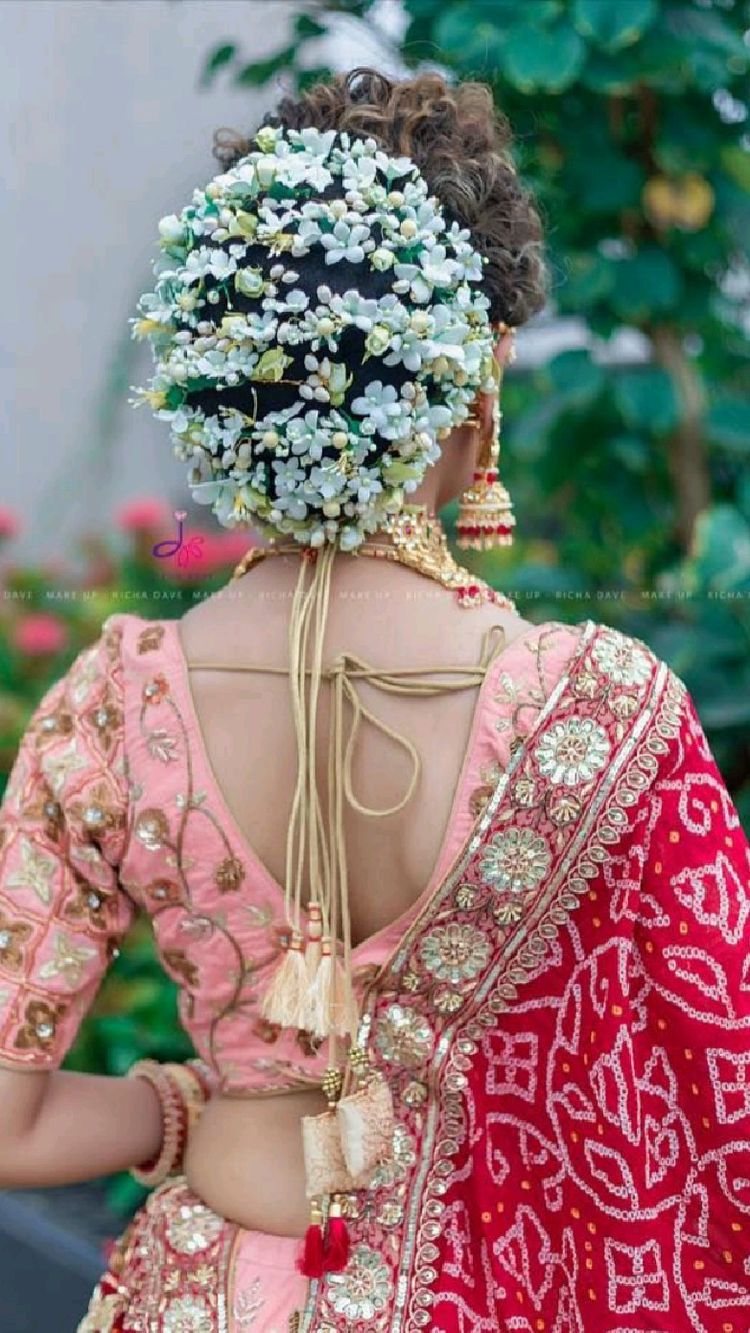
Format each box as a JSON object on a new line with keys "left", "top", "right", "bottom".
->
{"left": 185, "top": 1057, "right": 219, "bottom": 1100}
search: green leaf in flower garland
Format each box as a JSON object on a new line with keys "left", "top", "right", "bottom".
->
{"left": 500, "top": 20, "right": 586, "bottom": 93}
{"left": 611, "top": 250, "right": 683, "bottom": 322}
{"left": 614, "top": 367, "right": 680, "bottom": 436}
{"left": 164, "top": 385, "right": 186, "bottom": 411}
{"left": 573, "top": 0, "right": 657, "bottom": 52}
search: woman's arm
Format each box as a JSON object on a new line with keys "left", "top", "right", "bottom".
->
{"left": 0, "top": 1067, "right": 163, "bottom": 1188}
{"left": 0, "top": 623, "right": 149, "bottom": 1187}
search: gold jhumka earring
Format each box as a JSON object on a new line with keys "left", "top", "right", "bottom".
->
{"left": 455, "top": 324, "right": 516, "bottom": 550}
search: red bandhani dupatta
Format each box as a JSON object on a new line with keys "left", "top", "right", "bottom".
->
{"left": 300, "top": 619, "right": 750, "bottom": 1333}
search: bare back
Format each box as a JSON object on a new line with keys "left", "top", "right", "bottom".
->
{"left": 182, "top": 552, "right": 531, "bottom": 1235}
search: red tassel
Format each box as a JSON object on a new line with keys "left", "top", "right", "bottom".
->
{"left": 297, "top": 1213, "right": 325, "bottom": 1278}
{"left": 323, "top": 1203, "right": 350, "bottom": 1272}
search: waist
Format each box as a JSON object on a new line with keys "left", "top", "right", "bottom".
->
{"left": 184, "top": 1086, "right": 328, "bottom": 1238}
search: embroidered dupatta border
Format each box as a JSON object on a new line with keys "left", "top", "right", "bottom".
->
{"left": 301, "top": 621, "right": 684, "bottom": 1332}
{"left": 399, "top": 635, "right": 683, "bottom": 1332}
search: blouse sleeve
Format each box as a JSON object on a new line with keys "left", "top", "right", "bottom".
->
{"left": 0, "top": 619, "right": 134, "bottom": 1070}
{"left": 635, "top": 676, "right": 750, "bottom": 1292}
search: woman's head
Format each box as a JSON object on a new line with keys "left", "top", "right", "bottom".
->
{"left": 216, "top": 68, "right": 546, "bottom": 329}
{"left": 130, "top": 67, "right": 546, "bottom": 542}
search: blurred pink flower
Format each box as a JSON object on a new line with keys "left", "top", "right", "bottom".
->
{"left": 0, "top": 507, "right": 21, "bottom": 540}
{"left": 13, "top": 612, "right": 69, "bottom": 657}
{"left": 158, "top": 527, "right": 257, "bottom": 578}
{"left": 199, "top": 530, "right": 256, "bottom": 574}
{"left": 115, "top": 498, "right": 169, "bottom": 533}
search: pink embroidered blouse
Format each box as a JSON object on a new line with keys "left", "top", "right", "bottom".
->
{"left": 0, "top": 612, "right": 580, "bottom": 1093}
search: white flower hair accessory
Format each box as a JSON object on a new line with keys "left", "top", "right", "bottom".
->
{"left": 130, "top": 124, "right": 497, "bottom": 549}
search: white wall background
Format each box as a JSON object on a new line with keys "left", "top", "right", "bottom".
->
{"left": 2, "top": 0, "right": 300, "bottom": 557}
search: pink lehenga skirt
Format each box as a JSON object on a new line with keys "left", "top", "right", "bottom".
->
{"left": 76, "top": 1177, "right": 309, "bottom": 1332}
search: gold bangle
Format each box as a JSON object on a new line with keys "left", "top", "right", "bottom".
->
{"left": 127, "top": 1059, "right": 187, "bottom": 1188}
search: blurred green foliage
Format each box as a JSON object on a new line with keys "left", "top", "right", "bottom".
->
{"left": 203, "top": 0, "right": 750, "bottom": 815}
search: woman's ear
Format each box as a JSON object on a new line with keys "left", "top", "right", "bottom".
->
{"left": 476, "top": 326, "right": 516, "bottom": 437}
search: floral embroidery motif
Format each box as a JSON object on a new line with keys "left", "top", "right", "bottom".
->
{"left": 162, "top": 1296, "right": 213, "bottom": 1332}
{"left": 418, "top": 922, "right": 490, "bottom": 983}
{"left": 38, "top": 931, "right": 98, "bottom": 987}
{"left": 374, "top": 1003, "right": 433, "bottom": 1068}
{"left": 134, "top": 807, "right": 171, "bottom": 851}
{"left": 325, "top": 1244, "right": 392, "bottom": 1322}
{"left": 534, "top": 715, "right": 610, "bottom": 786}
{"left": 479, "top": 826, "right": 551, "bottom": 893}
{"left": 215, "top": 854, "right": 245, "bottom": 893}
{"left": 0, "top": 915, "right": 33, "bottom": 971}
{"left": 85, "top": 693, "right": 122, "bottom": 752}
{"left": 76, "top": 1179, "right": 235, "bottom": 1332}
{"left": 143, "top": 673, "right": 170, "bottom": 706}
{"left": 146, "top": 727, "right": 179, "bottom": 764}
{"left": 14, "top": 998, "right": 66, "bottom": 1052}
{"left": 137, "top": 623, "right": 165, "bottom": 654}
{"left": 165, "top": 1200, "right": 225, "bottom": 1255}
{"left": 164, "top": 949, "right": 199, "bottom": 988}
{"left": 591, "top": 627, "right": 653, "bottom": 687}
{"left": 0, "top": 623, "right": 133, "bottom": 1069}
{"left": 4, "top": 836, "right": 57, "bottom": 904}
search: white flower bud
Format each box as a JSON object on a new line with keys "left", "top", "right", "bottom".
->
{"left": 262, "top": 429, "right": 279, "bottom": 447}
{"left": 400, "top": 219, "right": 418, "bottom": 239}
{"left": 387, "top": 191, "right": 405, "bottom": 207}
{"left": 371, "top": 247, "right": 394, "bottom": 272}
{"left": 409, "top": 312, "right": 431, "bottom": 335}
{"left": 332, "top": 431, "right": 348, "bottom": 448}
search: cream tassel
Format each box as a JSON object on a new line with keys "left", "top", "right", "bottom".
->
{"left": 305, "top": 903, "right": 323, "bottom": 982}
{"left": 309, "top": 939, "right": 360, "bottom": 1040}
{"left": 261, "top": 930, "right": 309, "bottom": 1029}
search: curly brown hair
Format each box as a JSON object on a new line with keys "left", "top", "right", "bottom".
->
{"left": 212, "top": 66, "right": 547, "bottom": 327}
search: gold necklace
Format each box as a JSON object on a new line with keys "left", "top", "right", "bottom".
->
{"left": 231, "top": 506, "right": 516, "bottom": 612}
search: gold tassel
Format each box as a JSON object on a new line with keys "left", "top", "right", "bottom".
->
{"left": 260, "top": 930, "right": 308, "bottom": 1029}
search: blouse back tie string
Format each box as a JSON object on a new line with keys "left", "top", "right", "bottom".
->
{"left": 187, "top": 621, "right": 508, "bottom": 1058}
{"left": 187, "top": 550, "right": 509, "bottom": 1267}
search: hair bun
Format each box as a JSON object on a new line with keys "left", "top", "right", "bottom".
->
{"left": 130, "top": 123, "right": 495, "bottom": 548}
